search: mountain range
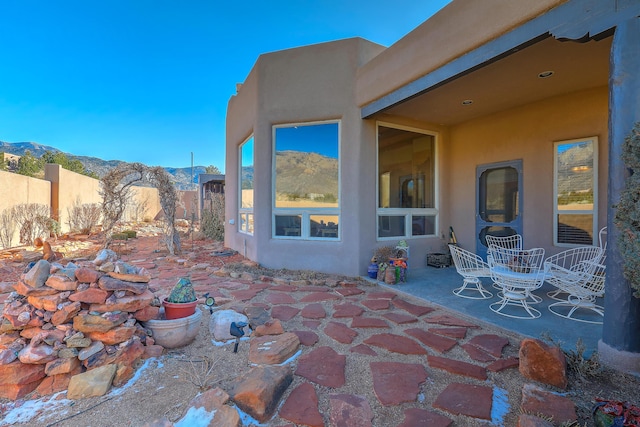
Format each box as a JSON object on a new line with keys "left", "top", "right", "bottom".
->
{"left": 0, "top": 141, "right": 213, "bottom": 190}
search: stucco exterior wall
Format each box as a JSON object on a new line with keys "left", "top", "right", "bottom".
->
{"left": 356, "top": 0, "right": 566, "bottom": 107}
{"left": 0, "top": 170, "right": 51, "bottom": 248}
{"left": 446, "top": 86, "right": 608, "bottom": 256}
{"left": 46, "top": 164, "right": 102, "bottom": 233}
{"left": 226, "top": 38, "right": 386, "bottom": 275}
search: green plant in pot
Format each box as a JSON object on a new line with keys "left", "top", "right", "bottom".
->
{"left": 163, "top": 277, "right": 198, "bottom": 320}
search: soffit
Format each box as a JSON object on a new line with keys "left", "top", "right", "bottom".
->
{"left": 378, "top": 35, "right": 611, "bottom": 126}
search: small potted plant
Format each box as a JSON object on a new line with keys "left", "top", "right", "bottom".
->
{"left": 163, "top": 277, "right": 198, "bottom": 320}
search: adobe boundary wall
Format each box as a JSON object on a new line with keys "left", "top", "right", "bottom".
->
{"left": 0, "top": 165, "right": 162, "bottom": 249}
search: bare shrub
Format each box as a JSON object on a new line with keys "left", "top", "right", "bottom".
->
{"left": 101, "top": 163, "right": 180, "bottom": 254}
{"left": 200, "top": 193, "right": 225, "bottom": 241}
{"left": 126, "top": 194, "right": 149, "bottom": 222}
{"left": 12, "top": 203, "right": 51, "bottom": 244}
{"left": 0, "top": 208, "right": 16, "bottom": 249}
{"left": 67, "top": 198, "right": 101, "bottom": 234}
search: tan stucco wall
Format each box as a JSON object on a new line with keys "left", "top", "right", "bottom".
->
{"left": 446, "top": 86, "right": 608, "bottom": 256}
{"left": 0, "top": 170, "right": 51, "bottom": 248}
{"left": 356, "top": 0, "right": 567, "bottom": 106}
{"left": 176, "top": 190, "right": 198, "bottom": 220}
{"left": 46, "top": 164, "right": 102, "bottom": 233}
{"left": 226, "top": 38, "right": 386, "bottom": 275}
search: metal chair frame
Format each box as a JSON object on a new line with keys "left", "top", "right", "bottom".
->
{"left": 545, "top": 246, "right": 606, "bottom": 324}
{"left": 448, "top": 244, "right": 493, "bottom": 299}
{"left": 488, "top": 246, "right": 547, "bottom": 319}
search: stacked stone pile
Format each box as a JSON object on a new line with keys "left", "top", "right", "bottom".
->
{"left": 0, "top": 249, "right": 164, "bottom": 400}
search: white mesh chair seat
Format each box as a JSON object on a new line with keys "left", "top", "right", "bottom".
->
{"left": 485, "top": 234, "right": 524, "bottom": 291}
{"left": 545, "top": 246, "right": 606, "bottom": 324}
{"left": 448, "top": 244, "right": 493, "bottom": 299}
{"left": 488, "top": 246, "right": 547, "bottom": 319}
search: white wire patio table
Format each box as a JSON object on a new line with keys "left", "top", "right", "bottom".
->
{"left": 488, "top": 246, "right": 548, "bottom": 319}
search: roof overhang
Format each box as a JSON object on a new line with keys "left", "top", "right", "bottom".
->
{"left": 361, "top": 0, "right": 640, "bottom": 126}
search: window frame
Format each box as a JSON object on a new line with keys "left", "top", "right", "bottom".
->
{"left": 271, "top": 120, "right": 341, "bottom": 241}
{"left": 553, "top": 136, "right": 598, "bottom": 247}
{"left": 238, "top": 135, "right": 254, "bottom": 235}
{"left": 376, "top": 122, "right": 439, "bottom": 241}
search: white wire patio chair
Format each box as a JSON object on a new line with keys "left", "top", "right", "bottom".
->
{"left": 448, "top": 244, "right": 493, "bottom": 299}
{"left": 485, "top": 234, "right": 523, "bottom": 251}
{"left": 488, "top": 246, "right": 547, "bottom": 319}
{"left": 544, "top": 246, "right": 606, "bottom": 324}
{"left": 485, "top": 234, "right": 524, "bottom": 291}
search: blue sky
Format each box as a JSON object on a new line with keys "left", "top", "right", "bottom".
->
{"left": 0, "top": 1, "right": 450, "bottom": 171}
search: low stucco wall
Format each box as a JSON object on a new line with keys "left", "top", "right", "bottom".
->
{"left": 0, "top": 170, "right": 51, "bottom": 248}
{"left": 1, "top": 165, "right": 162, "bottom": 248}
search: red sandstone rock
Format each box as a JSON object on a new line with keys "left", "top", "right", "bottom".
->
{"left": 350, "top": 317, "right": 389, "bottom": 329}
{"left": 434, "top": 382, "right": 493, "bottom": 420}
{"left": 89, "top": 289, "right": 154, "bottom": 313}
{"left": 18, "top": 341, "right": 57, "bottom": 364}
{"left": 98, "top": 275, "right": 148, "bottom": 295}
{"left": 279, "top": 382, "right": 323, "bottom": 427}
{"left": 73, "top": 312, "right": 129, "bottom": 333}
{"left": 361, "top": 299, "right": 391, "bottom": 310}
{"left": 134, "top": 305, "right": 160, "bottom": 322}
{"left": 108, "top": 271, "right": 151, "bottom": 283}
{"left": 86, "top": 326, "right": 136, "bottom": 345}
{"left": 248, "top": 333, "right": 300, "bottom": 365}
{"left": 364, "top": 333, "right": 427, "bottom": 355}
{"left": 519, "top": 338, "right": 567, "bottom": 389}
{"left": 427, "top": 354, "right": 488, "bottom": 380}
{"left": 300, "top": 302, "right": 326, "bottom": 319}
{"left": 51, "top": 301, "right": 82, "bottom": 325}
{"left": 324, "top": 321, "right": 358, "bottom": 344}
{"left": 0, "top": 360, "right": 46, "bottom": 384}
{"left": 45, "top": 274, "right": 78, "bottom": 291}
{"left": 188, "top": 387, "right": 240, "bottom": 427}
{"left": 0, "top": 380, "right": 43, "bottom": 400}
{"left": 143, "top": 345, "right": 164, "bottom": 358}
{"left": 13, "top": 281, "right": 58, "bottom": 297}
{"left": 27, "top": 293, "right": 65, "bottom": 312}
{"left": 488, "top": 357, "right": 520, "bottom": 372}
{"left": 468, "top": 334, "right": 510, "bottom": 358}
{"left": 299, "top": 292, "right": 340, "bottom": 303}
{"left": 69, "top": 287, "right": 109, "bottom": 304}
{"left": 45, "top": 356, "right": 81, "bottom": 376}
{"left": 231, "top": 365, "right": 293, "bottom": 423}
{"left": 329, "top": 394, "right": 373, "bottom": 427}
{"left": 521, "top": 383, "right": 577, "bottom": 424}
{"left": 295, "top": 346, "right": 346, "bottom": 388}
{"left": 292, "top": 330, "right": 319, "bottom": 346}
{"left": 253, "top": 319, "right": 285, "bottom": 336}
{"left": 392, "top": 298, "right": 436, "bottom": 316}
{"left": 75, "top": 267, "right": 102, "bottom": 284}
{"left": 34, "top": 365, "right": 83, "bottom": 397}
{"left": 404, "top": 328, "right": 458, "bottom": 353}
{"left": 270, "top": 305, "right": 300, "bottom": 321}
{"left": 370, "top": 361, "right": 428, "bottom": 406}
{"left": 332, "top": 302, "right": 364, "bottom": 318}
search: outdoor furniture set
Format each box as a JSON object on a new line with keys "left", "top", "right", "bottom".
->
{"left": 449, "top": 228, "right": 606, "bottom": 323}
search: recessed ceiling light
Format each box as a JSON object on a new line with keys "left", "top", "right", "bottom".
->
{"left": 462, "top": 99, "right": 473, "bottom": 105}
{"left": 538, "top": 70, "right": 554, "bottom": 78}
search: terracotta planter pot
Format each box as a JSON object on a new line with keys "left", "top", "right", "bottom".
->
{"left": 162, "top": 298, "right": 198, "bottom": 320}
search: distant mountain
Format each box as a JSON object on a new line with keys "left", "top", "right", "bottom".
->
{"left": 275, "top": 150, "right": 338, "bottom": 197}
{"left": 0, "top": 141, "right": 211, "bottom": 190}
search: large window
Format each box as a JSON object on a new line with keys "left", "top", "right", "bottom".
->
{"left": 554, "top": 137, "right": 598, "bottom": 245}
{"left": 273, "top": 121, "right": 340, "bottom": 239}
{"left": 239, "top": 136, "right": 254, "bottom": 234}
{"left": 377, "top": 124, "right": 437, "bottom": 239}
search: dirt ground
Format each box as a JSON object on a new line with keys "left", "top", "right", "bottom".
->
{"left": 1, "top": 228, "right": 640, "bottom": 426}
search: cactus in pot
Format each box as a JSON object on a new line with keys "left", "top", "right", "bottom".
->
{"left": 167, "top": 277, "right": 197, "bottom": 303}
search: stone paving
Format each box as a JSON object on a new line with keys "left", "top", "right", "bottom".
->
{"left": 0, "top": 234, "right": 578, "bottom": 426}
{"left": 125, "top": 237, "right": 557, "bottom": 426}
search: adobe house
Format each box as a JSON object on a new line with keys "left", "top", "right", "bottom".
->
{"left": 225, "top": 0, "right": 640, "bottom": 373}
